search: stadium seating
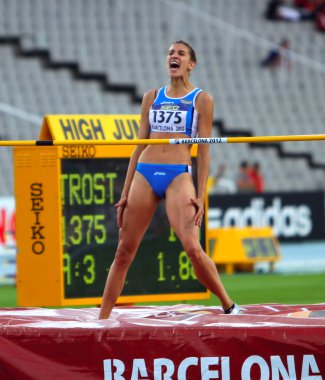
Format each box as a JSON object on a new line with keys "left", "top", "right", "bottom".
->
{"left": 0, "top": 0, "right": 324, "bottom": 195}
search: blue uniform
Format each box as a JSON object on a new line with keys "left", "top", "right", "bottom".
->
{"left": 137, "top": 87, "right": 201, "bottom": 198}
{"left": 136, "top": 163, "right": 192, "bottom": 198}
{"left": 149, "top": 86, "right": 202, "bottom": 138}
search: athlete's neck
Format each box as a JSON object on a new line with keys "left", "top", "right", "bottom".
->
{"left": 167, "top": 78, "right": 195, "bottom": 98}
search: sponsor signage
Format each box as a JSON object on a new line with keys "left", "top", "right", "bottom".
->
{"left": 103, "top": 354, "right": 322, "bottom": 380}
{"left": 0, "top": 197, "right": 16, "bottom": 284}
{"left": 0, "top": 197, "right": 15, "bottom": 251}
{"left": 209, "top": 191, "right": 325, "bottom": 241}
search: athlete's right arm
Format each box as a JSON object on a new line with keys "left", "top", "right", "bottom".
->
{"left": 116, "top": 89, "right": 156, "bottom": 227}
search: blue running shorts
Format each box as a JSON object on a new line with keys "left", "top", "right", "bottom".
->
{"left": 136, "top": 163, "right": 192, "bottom": 199}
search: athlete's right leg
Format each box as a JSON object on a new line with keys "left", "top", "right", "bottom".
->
{"left": 165, "top": 174, "right": 235, "bottom": 312}
{"left": 98, "top": 172, "right": 159, "bottom": 319}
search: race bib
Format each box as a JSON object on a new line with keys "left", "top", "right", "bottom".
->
{"left": 149, "top": 107, "right": 187, "bottom": 134}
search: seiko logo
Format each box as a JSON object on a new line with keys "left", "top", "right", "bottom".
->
{"left": 154, "top": 171, "right": 166, "bottom": 176}
{"left": 30, "top": 183, "right": 45, "bottom": 255}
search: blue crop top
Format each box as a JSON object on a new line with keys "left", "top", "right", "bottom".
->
{"left": 149, "top": 86, "right": 202, "bottom": 138}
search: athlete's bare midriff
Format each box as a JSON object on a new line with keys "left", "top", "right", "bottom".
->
{"left": 138, "top": 132, "right": 193, "bottom": 165}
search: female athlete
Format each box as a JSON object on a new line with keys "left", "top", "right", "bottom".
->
{"left": 98, "top": 40, "right": 240, "bottom": 319}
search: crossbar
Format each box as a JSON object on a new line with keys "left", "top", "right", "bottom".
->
{"left": 1, "top": 134, "right": 325, "bottom": 147}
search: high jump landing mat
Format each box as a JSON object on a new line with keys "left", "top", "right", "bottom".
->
{"left": 0, "top": 304, "right": 324, "bottom": 379}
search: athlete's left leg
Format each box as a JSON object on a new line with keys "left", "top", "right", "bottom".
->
{"left": 165, "top": 173, "right": 234, "bottom": 311}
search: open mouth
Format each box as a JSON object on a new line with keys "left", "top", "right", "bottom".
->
{"left": 170, "top": 61, "right": 180, "bottom": 69}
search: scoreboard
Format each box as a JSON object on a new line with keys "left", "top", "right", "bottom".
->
{"left": 14, "top": 115, "right": 209, "bottom": 306}
{"left": 61, "top": 157, "right": 204, "bottom": 300}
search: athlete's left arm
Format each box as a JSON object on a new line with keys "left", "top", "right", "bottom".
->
{"left": 191, "top": 91, "right": 214, "bottom": 227}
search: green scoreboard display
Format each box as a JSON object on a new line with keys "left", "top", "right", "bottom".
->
{"left": 61, "top": 158, "right": 206, "bottom": 301}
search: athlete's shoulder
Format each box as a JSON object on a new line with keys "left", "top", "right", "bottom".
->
{"left": 142, "top": 88, "right": 159, "bottom": 108}
{"left": 196, "top": 90, "right": 214, "bottom": 107}
{"left": 143, "top": 88, "right": 158, "bottom": 99}
{"left": 196, "top": 90, "right": 213, "bottom": 101}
